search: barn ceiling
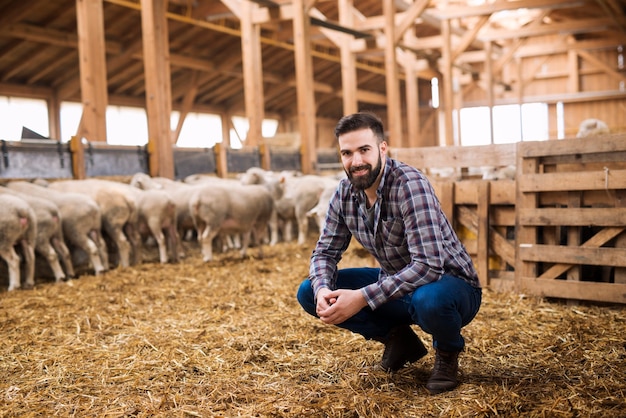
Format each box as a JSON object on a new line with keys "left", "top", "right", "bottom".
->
{"left": 0, "top": 0, "right": 625, "bottom": 122}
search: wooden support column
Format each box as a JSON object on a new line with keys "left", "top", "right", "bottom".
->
{"left": 172, "top": 71, "right": 199, "bottom": 145}
{"left": 339, "top": 0, "right": 357, "bottom": 116}
{"left": 75, "top": 0, "right": 108, "bottom": 148}
{"left": 293, "top": 0, "right": 317, "bottom": 174}
{"left": 47, "top": 92, "right": 62, "bottom": 141}
{"left": 214, "top": 112, "right": 231, "bottom": 178}
{"left": 477, "top": 181, "right": 491, "bottom": 287}
{"left": 141, "top": 0, "right": 174, "bottom": 179}
{"left": 241, "top": 0, "right": 267, "bottom": 168}
{"left": 383, "top": 0, "right": 403, "bottom": 146}
{"left": 402, "top": 50, "right": 420, "bottom": 147}
{"left": 440, "top": 19, "right": 455, "bottom": 146}
{"left": 485, "top": 41, "right": 494, "bottom": 144}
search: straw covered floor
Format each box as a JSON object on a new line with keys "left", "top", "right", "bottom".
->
{"left": 1, "top": 241, "right": 625, "bottom": 417}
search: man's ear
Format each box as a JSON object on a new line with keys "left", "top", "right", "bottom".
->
{"left": 379, "top": 141, "right": 388, "bottom": 155}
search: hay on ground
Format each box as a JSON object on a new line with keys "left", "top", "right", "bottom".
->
{"left": 1, "top": 241, "right": 625, "bottom": 417}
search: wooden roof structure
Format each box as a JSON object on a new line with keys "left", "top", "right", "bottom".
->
{"left": 1, "top": 0, "right": 625, "bottom": 176}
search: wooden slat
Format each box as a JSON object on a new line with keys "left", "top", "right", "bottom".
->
{"left": 518, "top": 207, "right": 626, "bottom": 226}
{"left": 392, "top": 143, "right": 516, "bottom": 169}
{"left": 519, "top": 243, "right": 626, "bottom": 267}
{"left": 519, "top": 277, "right": 626, "bottom": 304}
{"left": 141, "top": 0, "right": 174, "bottom": 179}
{"left": 518, "top": 135, "right": 626, "bottom": 158}
{"left": 518, "top": 169, "right": 626, "bottom": 192}
{"left": 536, "top": 227, "right": 624, "bottom": 280}
{"left": 477, "top": 181, "right": 490, "bottom": 286}
{"left": 490, "top": 229, "right": 516, "bottom": 267}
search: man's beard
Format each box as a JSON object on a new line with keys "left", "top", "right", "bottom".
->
{"left": 346, "top": 152, "right": 382, "bottom": 190}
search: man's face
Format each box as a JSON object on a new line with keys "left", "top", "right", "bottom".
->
{"left": 338, "top": 128, "right": 386, "bottom": 191}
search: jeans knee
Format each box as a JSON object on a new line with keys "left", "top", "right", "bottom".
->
{"left": 296, "top": 280, "right": 316, "bottom": 317}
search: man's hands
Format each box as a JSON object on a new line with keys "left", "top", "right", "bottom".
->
{"left": 315, "top": 288, "right": 368, "bottom": 325}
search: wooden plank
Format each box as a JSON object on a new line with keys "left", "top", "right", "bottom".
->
{"left": 518, "top": 207, "right": 626, "bottom": 226}
{"left": 293, "top": 0, "right": 316, "bottom": 175}
{"left": 477, "top": 181, "right": 490, "bottom": 287}
{"left": 437, "top": 182, "right": 454, "bottom": 225}
{"left": 490, "top": 228, "right": 516, "bottom": 267}
{"left": 141, "top": 0, "right": 174, "bottom": 179}
{"left": 519, "top": 243, "right": 626, "bottom": 267}
{"left": 241, "top": 0, "right": 265, "bottom": 160}
{"left": 383, "top": 0, "right": 403, "bottom": 147}
{"left": 391, "top": 143, "right": 516, "bottom": 169}
{"left": 515, "top": 150, "right": 539, "bottom": 286}
{"left": 519, "top": 277, "right": 626, "bottom": 304}
{"left": 489, "top": 180, "right": 516, "bottom": 204}
{"left": 518, "top": 169, "right": 626, "bottom": 192}
{"left": 535, "top": 227, "right": 624, "bottom": 280}
{"left": 338, "top": 0, "right": 357, "bottom": 115}
{"left": 75, "top": 0, "right": 108, "bottom": 145}
{"left": 518, "top": 135, "right": 626, "bottom": 158}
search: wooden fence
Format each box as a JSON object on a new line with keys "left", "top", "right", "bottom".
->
{"left": 392, "top": 137, "right": 626, "bottom": 304}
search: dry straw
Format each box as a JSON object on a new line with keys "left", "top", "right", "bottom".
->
{"left": 1, "top": 241, "right": 625, "bottom": 417}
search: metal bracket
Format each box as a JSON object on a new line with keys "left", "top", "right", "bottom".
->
{"left": 57, "top": 141, "right": 65, "bottom": 169}
{"left": 1, "top": 140, "right": 8, "bottom": 168}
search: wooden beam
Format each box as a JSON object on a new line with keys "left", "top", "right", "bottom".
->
{"left": 479, "top": 17, "right": 618, "bottom": 41}
{"left": 383, "top": 0, "right": 403, "bottom": 146}
{"left": 75, "top": 0, "right": 109, "bottom": 145}
{"left": 441, "top": 19, "right": 455, "bottom": 146}
{"left": 393, "top": 0, "right": 430, "bottom": 45}
{"left": 241, "top": 0, "right": 268, "bottom": 168}
{"left": 172, "top": 71, "right": 199, "bottom": 144}
{"left": 141, "top": 0, "right": 174, "bottom": 178}
{"left": 293, "top": 0, "right": 316, "bottom": 174}
{"left": 339, "top": 0, "right": 357, "bottom": 115}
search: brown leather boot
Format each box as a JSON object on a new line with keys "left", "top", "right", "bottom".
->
{"left": 379, "top": 325, "right": 428, "bottom": 372}
{"left": 426, "top": 349, "right": 460, "bottom": 394}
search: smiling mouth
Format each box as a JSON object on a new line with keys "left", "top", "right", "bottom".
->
{"left": 350, "top": 166, "right": 369, "bottom": 175}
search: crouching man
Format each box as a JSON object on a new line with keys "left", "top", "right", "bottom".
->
{"left": 296, "top": 112, "right": 482, "bottom": 394}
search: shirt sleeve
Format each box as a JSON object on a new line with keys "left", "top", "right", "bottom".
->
{"left": 362, "top": 175, "right": 446, "bottom": 309}
{"left": 308, "top": 188, "right": 352, "bottom": 300}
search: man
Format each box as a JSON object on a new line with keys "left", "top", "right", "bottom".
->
{"left": 296, "top": 112, "right": 482, "bottom": 394}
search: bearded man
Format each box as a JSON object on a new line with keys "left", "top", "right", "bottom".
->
{"left": 296, "top": 111, "right": 482, "bottom": 394}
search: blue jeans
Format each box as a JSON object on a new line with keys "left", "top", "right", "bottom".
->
{"left": 296, "top": 268, "right": 482, "bottom": 352}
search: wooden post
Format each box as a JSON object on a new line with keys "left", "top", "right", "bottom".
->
{"left": 241, "top": 0, "right": 267, "bottom": 169}
{"left": 293, "top": 0, "right": 317, "bottom": 174}
{"left": 69, "top": 136, "right": 86, "bottom": 180}
{"left": 383, "top": 0, "right": 403, "bottom": 146}
{"left": 440, "top": 19, "right": 455, "bottom": 146}
{"left": 402, "top": 50, "right": 420, "bottom": 147}
{"left": 141, "top": 0, "right": 175, "bottom": 179}
{"left": 339, "top": 0, "right": 357, "bottom": 116}
{"left": 477, "top": 181, "right": 491, "bottom": 287}
{"left": 75, "top": 0, "right": 108, "bottom": 143}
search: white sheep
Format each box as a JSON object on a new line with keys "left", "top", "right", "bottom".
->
{"left": 0, "top": 194, "right": 37, "bottom": 291}
{"left": 576, "top": 118, "right": 610, "bottom": 138}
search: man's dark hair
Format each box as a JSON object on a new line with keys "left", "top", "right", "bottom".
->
{"left": 334, "top": 112, "right": 385, "bottom": 143}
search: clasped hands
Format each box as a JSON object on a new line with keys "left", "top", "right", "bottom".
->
{"left": 315, "top": 287, "right": 368, "bottom": 325}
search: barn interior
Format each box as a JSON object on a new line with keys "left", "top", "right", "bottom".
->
{"left": 1, "top": 1, "right": 626, "bottom": 415}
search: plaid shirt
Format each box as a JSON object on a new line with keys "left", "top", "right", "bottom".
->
{"left": 309, "top": 157, "right": 480, "bottom": 310}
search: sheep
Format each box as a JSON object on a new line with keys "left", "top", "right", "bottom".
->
{"left": 481, "top": 165, "right": 516, "bottom": 180}
{"left": 69, "top": 178, "right": 180, "bottom": 264}
{"left": 306, "top": 183, "right": 339, "bottom": 236}
{"left": 0, "top": 187, "right": 75, "bottom": 282}
{"left": 576, "top": 118, "right": 610, "bottom": 138}
{"left": 7, "top": 181, "right": 109, "bottom": 275}
{"left": 275, "top": 174, "right": 340, "bottom": 245}
{"left": 0, "top": 194, "right": 36, "bottom": 291}
{"left": 131, "top": 172, "right": 276, "bottom": 262}
{"left": 46, "top": 179, "right": 141, "bottom": 268}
